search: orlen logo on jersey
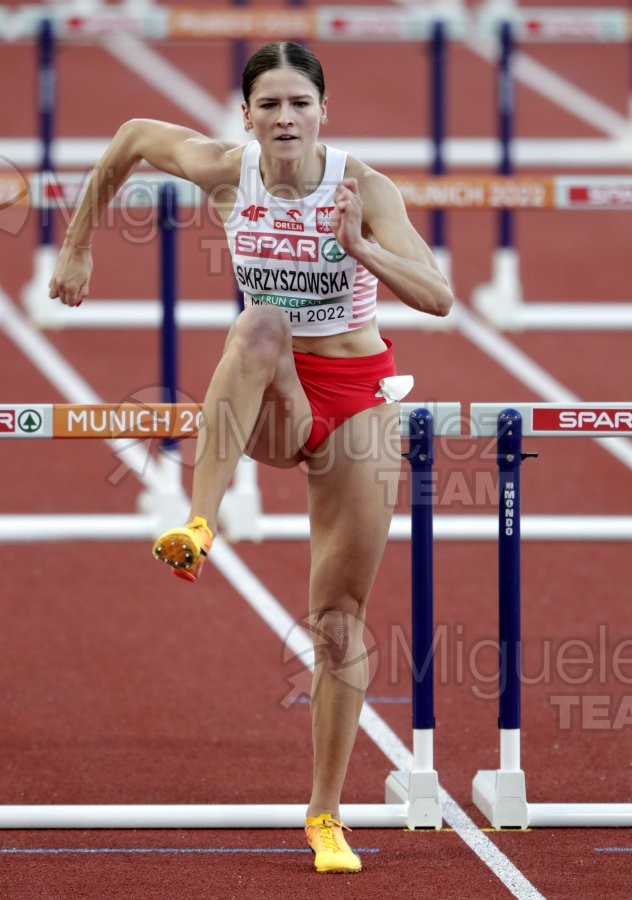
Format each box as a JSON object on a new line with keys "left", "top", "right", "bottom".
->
{"left": 532, "top": 407, "right": 632, "bottom": 433}
{"left": 274, "top": 208, "right": 304, "bottom": 232}
{"left": 236, "top": 232, "right": 318, "bottom": 261}
{"left": 0, "top": 410, "right": 15, "bottom": 433}
{"left": 316, "top": 206, "right": 335, "bottom": 234}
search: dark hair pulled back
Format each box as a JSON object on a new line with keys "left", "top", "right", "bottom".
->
{"left": 242, "top": 42, "right": 326, "bottom": 104}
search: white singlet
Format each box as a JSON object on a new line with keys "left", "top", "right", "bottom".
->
{"left": 224, "top": 141, "right": 378, "bottom": 337}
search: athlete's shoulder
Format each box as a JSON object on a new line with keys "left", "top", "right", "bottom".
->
{"left": 195, "top": 142, "right": 247, "bottom": 192}
{"left": 343, "top": 154, "right": 401, "bottom": 205}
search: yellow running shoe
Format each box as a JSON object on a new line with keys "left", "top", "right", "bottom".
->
{"left": 305, "top": 814, "right": 362, "bottom": 874}
{"left": 152, "top": 516, "right": 213, "bottom": 583}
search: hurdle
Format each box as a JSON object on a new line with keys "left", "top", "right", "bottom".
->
{"left": 471, "top": 13, "right": 632, "bottom": 330}
{"left": 0, "top": 403, "right": 459, "bottom": 829}
{"left": 469, "top": 403, "right": 632, "bottom": 828}
{"left": 5, "top": 166, "right": 632, "bottom": 332}
{"left": 1, "top": 397, "right": 631, "bottom": 544}
{"left": 3, "top": 171, "right": 632, "bottom": 544}
{"left": 2, "top": 401, "right": 631, "bottom": 827}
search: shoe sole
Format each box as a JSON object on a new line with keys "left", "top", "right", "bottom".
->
{"left": 152, "top": 530, "right": 210, "bottom": 581}
{"left": 316, "top": 867, "right": 362, "bottom": 874}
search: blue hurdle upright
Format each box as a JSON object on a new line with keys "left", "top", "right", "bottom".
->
{"left": 469, "top": 404, "right": 632, "bottom": 828}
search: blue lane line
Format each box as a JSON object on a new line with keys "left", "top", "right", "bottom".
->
{"left": 595, "top": 848, "right": 632, "bottom": 853}
{"left": 0, "top": 848, "right": 380, "bottom": 855}
{"left": 366, "top": 697, "right": 410, "bottom": 704}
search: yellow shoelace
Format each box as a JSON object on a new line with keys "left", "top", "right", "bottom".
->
{"left": 313, "top": 818, "right": 352, "bottom": 852}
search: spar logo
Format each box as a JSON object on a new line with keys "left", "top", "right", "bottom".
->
{"left": 568, "top": 186, "right": 632, "bottom": 208}
{"left": 235, "top": 231, "right": 317, "bottom": 261}
{"left": 18, "top": 409, "right": 43, "bottom": 433}
{"left": 316, "top": 206, "right": 334, "bottom": 233}
{"left": 321, "top": 237, "right": 346, "bottom": 262}
{"left": 0, "top": 410, "right": 15, "bottom": 433}
{"left": 532, "top": 408, "right": 632, "bottom": 433}
{"left": 0, "top": 408, "right": 43, "bottom": 434}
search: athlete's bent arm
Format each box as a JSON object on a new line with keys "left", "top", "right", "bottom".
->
{"left": 332, "top": 170, "right": 453, "bottom": 317}
{"left": 50, "top": 119, "right": 234, "bottom": 306}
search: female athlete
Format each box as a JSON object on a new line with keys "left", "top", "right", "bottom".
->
{"left": 49, "top": 41, "right": 453, "bottom": 873}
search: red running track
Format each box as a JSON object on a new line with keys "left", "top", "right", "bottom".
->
{"left": 0, "top": 1, "right": 631, "bottom": 897}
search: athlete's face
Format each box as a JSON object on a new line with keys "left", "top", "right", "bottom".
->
{"left": 243, "top": 67, "right": 327, "bottom": 156}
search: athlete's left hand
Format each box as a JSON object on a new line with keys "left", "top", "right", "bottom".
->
{"left": 331, "top": 178, "right": 365, "bottom": 256}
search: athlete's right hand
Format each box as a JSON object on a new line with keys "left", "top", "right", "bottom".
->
{"left": 48, "top": 241, "right": 93, "bottom": 307}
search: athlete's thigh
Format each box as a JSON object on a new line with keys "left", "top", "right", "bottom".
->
{"left": 306, "top": 402, "right": 402, "bottom": 607}
{"left": 245, "top": 345, "right": 313, "bottom": 467}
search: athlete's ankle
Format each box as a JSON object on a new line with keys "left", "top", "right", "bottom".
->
{"left": 188, "top": 513, "right": 215, "bottom": 531}
{"left": 307, "top": 806, "right": 341, "bottom": 821}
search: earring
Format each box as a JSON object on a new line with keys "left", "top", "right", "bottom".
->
{"left": 320, "top": 117, "right": 328, "bottom": 126}
{"left": 244, "top": 123, "right": 252, "bottom": 132}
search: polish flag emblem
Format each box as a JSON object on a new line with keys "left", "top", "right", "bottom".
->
{"left": 316, "top": 206, "right": 335, "bottom": 233}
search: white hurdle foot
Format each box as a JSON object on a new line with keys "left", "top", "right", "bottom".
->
{"left": 472, "top": 769, "right": 528, "bottom": 829}
{"left": 22, "top": 244, "right": 60, "bottom": 328}
{"left": 472, "top": 246, "right": 524, "bottom": 330}
{"left": 384, "top": 729, "right": 442, "bottom": 829}
{"left": 218, "top": 456, "right": 263, "bottom": 541}
{"left": 385, "top": 770, "right": 442, "bottom": 830}
{"left": 137, "top": 446, "right": 190, "bottom": 534}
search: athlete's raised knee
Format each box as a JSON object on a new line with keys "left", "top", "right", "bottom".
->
{"left": 228, "top": 306, "right": 291, "bottom": 376}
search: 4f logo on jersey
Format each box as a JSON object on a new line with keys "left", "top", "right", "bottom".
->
{"left": 240, "top": 205, "right": 268, "bottom": 223}
{"left": 316, "top": 206, "right": 335, "bottom": 234}
{"left": 236, "top": 232, "right": 318, "bottom": 261}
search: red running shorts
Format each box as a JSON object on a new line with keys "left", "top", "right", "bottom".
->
{"left": 293, "top": 338, "right": 397, "bottom": 454}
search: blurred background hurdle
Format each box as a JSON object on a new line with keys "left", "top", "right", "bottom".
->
{"left": 3, "top": 170, "right": 632, "bottom": 541}
{"left": 1, "top": 3, "right": 631, "bottom": 332}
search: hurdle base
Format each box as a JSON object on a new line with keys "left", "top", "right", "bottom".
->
{"left": 472, "top": 769, "right": 528, "bottom": 829}
{"left": 527, "top": 803, "right": 632, "bottom": 828}
{"left": 0, "top": 803, "right": 408, "bottom": 830}
{"left": 218, "top": 458, "right": 263, "bottom": 542}
{"left": 471, "top": 247, "right": 524, "bottom": 331}
{"left": 22, "top": 244, "right": 59, "bottom": 328}
{"left": 385, "top": 770, "right": 442, "bottom": 830}
{"left": 136, "top": 447, "right": 189, "bottom": 534}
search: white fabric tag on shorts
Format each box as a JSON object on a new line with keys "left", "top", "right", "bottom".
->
{"left": 375, "top": 375, "right": 415, "bottom": 404}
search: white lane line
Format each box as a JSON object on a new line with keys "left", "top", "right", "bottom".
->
{"left": 0, "top": 284, "right": 545, "bottom": 900}
{"left": 101, "top": 34, "right": 225, "bottom": 133}
{"left": 454, "top": 300, "right": 632, "bottom": 472}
